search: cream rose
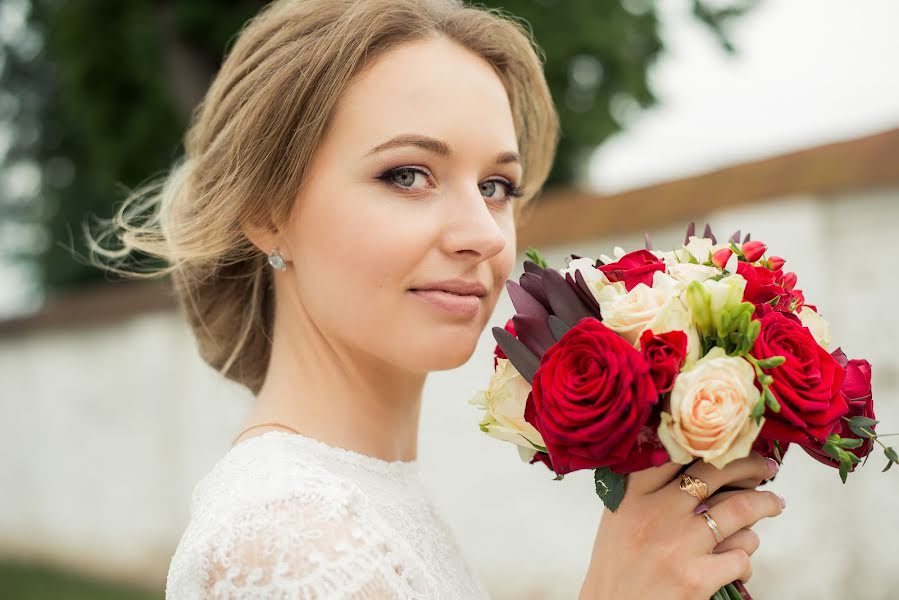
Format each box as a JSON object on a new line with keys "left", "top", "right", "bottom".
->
{"left": 657, "top": 347, "right": 764, "bottom": 468}
{"left": 667, "top": 262, "right": 720, "bottom": 286}
{"left": 683, "top": 236, "right": 733, "bottom": 265}
{"left": 799, "top": 306, "right": 832, "bottom": 350}
{"left": 599, "top": 245, "right": 627, "bottom": 265}
{"left": 593, "top": 271, "right": 701, "bottom": 364}
{"left": 469, "top": 358, "right": 545, "bottom": 453}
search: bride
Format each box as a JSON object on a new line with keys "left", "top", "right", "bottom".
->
{"left": 94, "top": 0, "right": 784, "bottom": 597}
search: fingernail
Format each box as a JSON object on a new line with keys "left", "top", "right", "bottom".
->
{"left": 693, "top": 502, "right": 710, "bottom": 515}
{"left": 776, "top": 493, "right": 786, "bottom": 508}
{"left": 765, "top": 457, "right": 780, "bottom": 476}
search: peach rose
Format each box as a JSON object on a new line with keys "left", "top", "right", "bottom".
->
{"left": 657, "top": 347, "right": 764, "bottom": 468}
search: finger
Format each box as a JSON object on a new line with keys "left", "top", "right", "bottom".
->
{"left": 667, "top": 452, "right": 779, "bottom": 506}
{"left": 704, "top": 548, "right": 754, "bottom": 586}
{"left": 705, "top": 488, "right": 754, "bottom": 509}
{"left": 712, "top": 527, "right": 760, "bottom": 556}
{"left": 723, "top": 476, "right": 766, "bottom": 490}
{"left": 703, "top": 489, "right": 784, "bottom": 546}
{"left": 626, "top": 461, "right": 684, "bottom": 496}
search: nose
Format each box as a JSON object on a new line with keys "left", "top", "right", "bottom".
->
{"left": 440, "top": 185, "right": 508, "bottom": 260}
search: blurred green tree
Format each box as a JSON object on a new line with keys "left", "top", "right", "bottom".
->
{"left": 0, "top": 0, "right": 758, "bottom": 294}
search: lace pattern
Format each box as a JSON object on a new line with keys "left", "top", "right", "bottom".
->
{"left": 165, "top": 431, "right": 490, "bottom": 599}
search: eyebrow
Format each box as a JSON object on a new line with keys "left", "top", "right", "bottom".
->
{"left": 365, "top": 134, "right": 521, "bottom": 165}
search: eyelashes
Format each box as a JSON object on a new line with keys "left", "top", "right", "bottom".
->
{"left": 376, "top": 166, "right": 523, "bottom": 202}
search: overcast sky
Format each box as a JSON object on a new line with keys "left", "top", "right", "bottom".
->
{"left": 589, "top": 0, "right": 899, "bottom": 192}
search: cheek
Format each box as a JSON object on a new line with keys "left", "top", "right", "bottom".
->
{"left": 494, "top": 223, "right": 517, "bottom": 280}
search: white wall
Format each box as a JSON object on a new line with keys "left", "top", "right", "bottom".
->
{"left": 1, "top": 186, "right": 897, "bottom": 598}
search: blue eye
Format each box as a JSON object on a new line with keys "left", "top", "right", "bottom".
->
{"left": 380, "top": 167, "right": 431, "bottom": 191}
{"left": 377, "top": 166, "right": 523, "bottom": 203}
{"left": 479, "top": 179, "right": 523, "bottom": 203}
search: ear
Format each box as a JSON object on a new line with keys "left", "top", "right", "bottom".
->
{"left": 241, "top": 218, "right": 291, "bottom": 261}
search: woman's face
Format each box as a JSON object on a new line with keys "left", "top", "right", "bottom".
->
{"left": 281, "top": 35, "right": 520, "bottom": 372}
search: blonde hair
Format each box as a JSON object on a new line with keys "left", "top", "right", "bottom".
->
{"left": 88, "top": 0, "right": 560, "bottom": 394}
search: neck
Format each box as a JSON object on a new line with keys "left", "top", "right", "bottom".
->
{"left": 243, "top": 294, "right": 426, "bottom": 464}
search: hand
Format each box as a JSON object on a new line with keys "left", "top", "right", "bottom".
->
{"left": 579, "top": 451, "right": 784, "bottom": 600}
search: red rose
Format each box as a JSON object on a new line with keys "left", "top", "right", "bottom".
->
{"left": 752, "top": 312, "right": 848, "bottom": 445}
{"left": 766, "top": 256, "right": 785, "bottom": 271}
{"left": 526, "top": 317, "right": 661, "bottom": 475}
{"left": 737, "top": 262, "right": 792, "bottom": 311}
{"left": 599, "top": 249, "right": 665, "bottom": 291}
{"left": 741, "top": 240, "right": 767, "bottom": 263}
{"left": 624, "top": 415, "right": 671, "bottom": 472}
{"left": 639, "top": 329, "right": 688, "bottom": 394}
{"left": 712, "top": 248, "right": 733, "bottom": 269}
{"left": 523, "top": 394, "right": 555, "bottom": 471}
{"left": 493, "top": 318, "right": 516, "bottom": 368}
{"left": 528, "top": 451, "right": 554, "bottom": 469}
{"left": 803, "top": 350, "right": 875, "bottom": 468}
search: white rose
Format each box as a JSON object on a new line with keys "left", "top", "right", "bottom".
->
{"left": 650, "top": 249, "right": 680, "bottom": 267}
{"left": 799, "top": 306, "right": 832, "bottom": 350}
{"left": 469, "top": 358, "right": 545, "bottom": 452}
{"left": 644, "top": 298, "right": 702, "bottom": 366}
{"left": 559, "top": 256, "right": 609, "bottom": 290}
{"left": 683, "top": 236, "right": 732, "bottom": 265}
{"left": 595, "top": 271, "right": 681, "bottom": 346}
{"left": 667, "top": 263, "right": 720, "bottom": 286}
{"left": 598, "top": 245, "right": 626, "bottom": 265}
{"left": 593, "top": 271, "right": 698, "bottom": 360}
{"left": 657, "top": 347, "right": 764, "bottom": 469}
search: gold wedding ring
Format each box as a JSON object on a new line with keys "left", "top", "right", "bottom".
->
{"left": 678, "top": 473, "right": 710, "bottom": 503}
{"left": 702, "top": 511, "right": 724, "bottom": 544}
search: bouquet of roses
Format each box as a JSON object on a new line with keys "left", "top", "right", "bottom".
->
{"left": 470, "top": 223, "right": 896, "bottom": 600}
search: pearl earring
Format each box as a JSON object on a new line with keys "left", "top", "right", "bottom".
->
{"left": 267, "top": 247, "right": 287, "bottom": 271}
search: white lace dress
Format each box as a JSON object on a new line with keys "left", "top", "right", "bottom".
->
{"left": 165, "top": 430, "right": 491, "bottom": 599}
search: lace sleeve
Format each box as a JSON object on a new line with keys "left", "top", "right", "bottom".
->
{"left": 197, "top": 486, "right": 426, "bottom": 599}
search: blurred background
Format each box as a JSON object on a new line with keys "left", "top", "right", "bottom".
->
{"left": 1, "top": 0, "right": 897, "bottom": 598}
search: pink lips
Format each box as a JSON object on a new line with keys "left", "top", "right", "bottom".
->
{"left": 408, "top": 278, "right": 488, "bottom": 318}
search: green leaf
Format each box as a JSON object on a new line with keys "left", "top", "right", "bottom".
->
{"left": 848, "top": 416, "right": 878, "bottom": 428}
{"left": 823, "top": 442, "right": 842, "bottom": 462}
{"left": 884, "top": 460, "right": 894, "bottom": 472}
{"left": 525, "top": 247, "right": 548, "bottom": 269}
{"left": 773, "top": 440, "right": 783, "bottom": 462}
{"left": 847, "top": 416, "right": 879, "bottom": 439}
{"left": 763, "top": 387, "right": 781, "bottom": 413}
{"left": 886, "top": 447, "right": 899, "bottom": 463}
{"left": 594, "top": 467, "right": 627, "bottom": 512}
{"left": 839, "top": 460, "right": 850, "bottom": 484}
{"left": 553, "top": 473, "right": 565, "bottom": 481}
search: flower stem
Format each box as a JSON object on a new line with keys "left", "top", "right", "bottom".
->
{"left": 858, "top": 426, "right": 894, "bottom": 452}
{"left": 732, "top": 580, "right": 753, "bottom": 599}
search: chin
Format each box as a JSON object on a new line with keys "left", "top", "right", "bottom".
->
{"left": 404, "top": 339, "right": 479, "bottom": 372}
